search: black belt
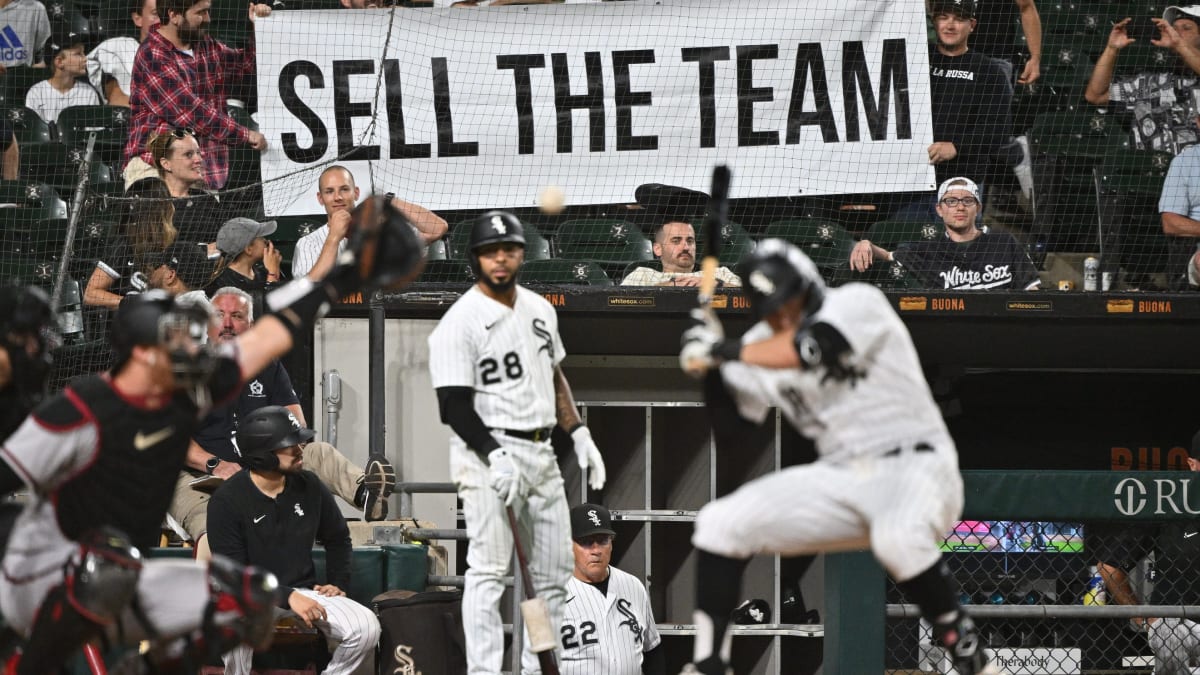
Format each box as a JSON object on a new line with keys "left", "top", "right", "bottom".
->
{"left": 494, "top": 427, "right": 554, "bottom": 442}
{"left": 882, "top": 442, "right": 934, "bottom": 458}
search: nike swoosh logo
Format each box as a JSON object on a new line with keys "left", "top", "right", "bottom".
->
{"left": 485, "top": 320, "right": 499, "bottom": 330}
{"left": 133, "top": 427, "right": 175, "bottom": 451}
{"left": 565, "top": 596, "right": 575, "bottom": 604}
{"left": 1185, "top": 532, "right": 1197, "bottom": 538}
{"left": 254, "top": 515, "right": 266, "bottom": 523}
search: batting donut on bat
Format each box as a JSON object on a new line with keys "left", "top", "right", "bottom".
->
{"left": 675, "top": 169, "right": 997, "bottom": 675}
{"left": 428, "top": 210, "right": 607, "bottom": 675}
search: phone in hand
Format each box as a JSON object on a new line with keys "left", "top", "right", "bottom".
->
{"left": 1125, "top": 16, "right": 1161, "bottom": 43}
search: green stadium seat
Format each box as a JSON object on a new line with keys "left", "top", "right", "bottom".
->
{"left": 555, "top": 219, "right": 652, "bottom": 277}
{"left": 0, "top": 181, "right": 69, "bottom": 256}
{"left": 1, "top": 68, "right": 49, "bottom": 107}
{"left": 447, "top": 218, "right": 551, "bottom": 261}
{"left": 81, "top": 180, "right": 126, "bottom": 221}
{"left": 862, "top": 219, "right": 943, "bottom": 251}
{"left": 1041, "top": 1, "right": 1109, "bottom": 36}
{"left": 19, "top": 142, "right": 80, "bottom": 193}
{"left": 1038, "top": 37, "right": 1095, "bottom": 90}
{"left": 520, "top": 259, "right": 613, "bottom": 286}
{"left": 0, "top": 181, "right": 66, "bottom": 213}
{"left": 763, "top": 219, "right": 855, "bottom": 273}
{"left": 417, "top": 259, "right": 474, "bottom": 283}
{"left": 56, "top": 105, "right": 131, "bottom": 165}
{"left": 45, "top": 1, "right": 91, "bottom": 42}
{"left": 5, "top": 106, "right": 52, "bottom": 144}
{"left": 690, "top": 219, "right": 755, "bottom": 265}
{"left": 1111, "top": 43, "right": 1174, "bottom": 78}
{"left": 0, "top": 255, "right": 57, "bottom": 286}
{"left": 425, "top": 238, "right": 448, "bottom": 262}
{"left": 1094, "top": 148, "right": 1174, "bottom": 280}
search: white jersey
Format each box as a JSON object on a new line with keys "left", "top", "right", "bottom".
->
{"left": 560, "top": 566, "right": 661, "bottom": 675}
{"left": 720, "top": 282, "right": 948, "bottom": 459}
{"left": 428, "top": 285, "right": 565, "bottom": 431}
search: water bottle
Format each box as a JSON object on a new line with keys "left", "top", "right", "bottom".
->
{"left": 1083, "top": 565, "right": 1107, "bottom": 605}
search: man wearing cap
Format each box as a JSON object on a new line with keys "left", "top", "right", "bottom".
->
{"left": 207, "top": 405, "right": 381, "bottom": 675}
{"left": 205, "top": 217, "right": 284, "bottom": 311}
{"left": 620, "top": 184, "right": 741, "bottom": 288}
{"left": 851, "top": 177, "right": 1041, "bottom": 290}
{"left": 292, "top": 165, "right": 446, "bottom": 280}
{"left": 561, "top": 504, "right": 663, "bottom": 675}
{"left": 927, "top": 0, "right": 1013, "bottom": 189}
{"left": 1095, "top": 429, "right": 1200, "bottom": 674}
{"left": 24, "top": 35, "right": 100, "bottom": 125}
{"left": 1086, "top": 6, "right": 1200, "bottom": 154}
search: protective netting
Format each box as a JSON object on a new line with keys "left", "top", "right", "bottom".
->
{"left": 2, "top": 0, "right": 1199, "bottom": 387}
{"left": 886, "top": 518, "right": 1200, "bottom": 674}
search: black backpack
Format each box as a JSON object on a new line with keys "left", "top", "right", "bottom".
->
{"left": 373, "top": 589, "right": 467, "bottom": 675}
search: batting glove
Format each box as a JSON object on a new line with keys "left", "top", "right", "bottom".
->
{"left": 487, "top": 448, "right": 522, "bottom": 506}
{"left": 680, "top": 308, "right": 723, "bottom": 378}
{"left": 570, "top": 426, "right": 606, "bottom": 491}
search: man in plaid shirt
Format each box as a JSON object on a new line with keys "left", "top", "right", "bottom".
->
{"left": 122, "top": 0, "right": 270, "bottom": 189}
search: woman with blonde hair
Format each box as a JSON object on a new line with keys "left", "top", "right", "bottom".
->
{"left": 147, "top": 128, "right": 227, "bottom": 245}
{"left": 84, "top": 177, "right": 178, "bottom": 309}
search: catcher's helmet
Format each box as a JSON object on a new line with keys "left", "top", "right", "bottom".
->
{"left": 735, "top": 239, "right": 825, "bottom": 321}
{"left": 467, "top": 210, "right": 525, "bottom": 276}
{"left": 235, "top": 405, "right": 314, "bottom": 472}
{"left": 111, "top": 290, "right": 217, "bottom": 401}
{"left": 0, "top": 284, "right": 58, "bottom": 424}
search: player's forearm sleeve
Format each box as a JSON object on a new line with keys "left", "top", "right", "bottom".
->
{"left": 435, "top": 387, "right": 501, "bottom": 458}
{"left": 703, "top": 371, "right": 764, "bottom": 455}
{"left": 642, "top": 644, "right": 666, "bottom": 675}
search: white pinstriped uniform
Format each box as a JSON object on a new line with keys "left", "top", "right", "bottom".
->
{"left": 222, "top": 591, "right": 380, "bottom": 675}
{"left": 692, "top": 283, "right": 964, "bottom": 583}
{"left": 429, "top": 284, "right": 572, "bottom": 675}
{"left": 560, "top": 566, "right": 661, "bottom": 675}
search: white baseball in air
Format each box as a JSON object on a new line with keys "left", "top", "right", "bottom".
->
{"left": 538, "top": 185, "right": 565, "bottom": 215}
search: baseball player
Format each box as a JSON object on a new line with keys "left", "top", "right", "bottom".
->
{"left": 677, "top": 239, "right": 997, "bottom": 675}
{"left": 0, "top": 197, "right": 422, "bottom": 674}
{"left": 561, "top": 503, "right": 663, "bottom": 675}
{"left": 428, "top": 210, "right": 607, "bottom": 675}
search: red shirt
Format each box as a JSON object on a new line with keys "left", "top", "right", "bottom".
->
{"left": 123, "top": 29, "right": 255, "bottom": 188}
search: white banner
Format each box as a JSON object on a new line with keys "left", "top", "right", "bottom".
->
{"left": 255, "top": 0, "right": 934, "bottom": 216}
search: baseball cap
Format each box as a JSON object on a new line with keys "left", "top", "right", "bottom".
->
{"left": 156, "top": 242, "right": 213, "bottom": 291}
{"left": 216, "top": 217, "right": 277, "bottom": 256}
{"left": 937, "top": 176, "right": 982, "bottom": 203}
{"left": 634, "top": 183, "right": 709, "bottom": 226}
{"left": 570, "top": 503, "right": 616, "bottom": 541}
{"left": 43, "top": 33, "right": 84, "bottom": 68}
{"left": 929, "top": 0, "right": 976, "bottom": 18}
{"left": 1164, "top": 5, "right": 1200, "bottom": 25}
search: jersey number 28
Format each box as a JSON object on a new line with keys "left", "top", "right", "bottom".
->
{"left": 480, "top": 352, "right": 524, "bottom": 385}
{"left": 561, "top": 621, "right": 598, "bottom": 649}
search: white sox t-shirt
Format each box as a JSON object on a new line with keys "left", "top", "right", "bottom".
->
{"left": 428, "top": 285, "right": 564, "bottom": 431}
{"left": 560, "top": 566, "right": 661, "bottom": 675}
{"left": 720, "top": 282, "right": 950, "bottom": 459}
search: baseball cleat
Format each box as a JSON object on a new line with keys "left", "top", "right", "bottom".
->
{"left": 361, "top": 454, "right": 396, "bottom": 522}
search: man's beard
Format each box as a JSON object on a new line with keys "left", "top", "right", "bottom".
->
{"left": 178, "top": 20, "right": 206, "bottom": 44}
{"left": 481, "top": 270, "right": 519, "bottom": 293}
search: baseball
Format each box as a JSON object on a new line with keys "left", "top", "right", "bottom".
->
{"left": 538, "top": 185, "right": 565, "bottom": 215}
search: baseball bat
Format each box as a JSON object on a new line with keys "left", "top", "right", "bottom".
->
{"left": 697, "top": 165, "right": 731, "bottom": 306}
{"left": 506, "top": 506, "right": 561, "bottom": 675}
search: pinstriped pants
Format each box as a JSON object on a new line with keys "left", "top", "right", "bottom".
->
{"left": 222, "top": 591, "right": 381, "bottom": 675}
{"left": 1148, "top": 618, "right": 1200, "bottom": 675}
{"left": 450, "top": 433, "right": 572, "bottom": 675}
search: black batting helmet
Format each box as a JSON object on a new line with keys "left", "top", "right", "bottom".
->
{"left": 235, "top": 405, "right": 314, "bottom": 472}
{"left": 467, "top": 211, "right": 525, "bottom": 275}
{"left": 735, "top": 239, "right": 825, "bottom": 321}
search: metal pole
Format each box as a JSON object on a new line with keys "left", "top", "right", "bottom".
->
{"left": 368, "top": 294, "right": 385, "bottom": 456}
{"left": 53, "top": 134, "right": 96, "bottom": 308}
{"left": 322, "top": 369, "right": 342, "bottom": 446}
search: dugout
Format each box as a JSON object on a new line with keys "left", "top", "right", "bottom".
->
{"left": 309, "top": 285, "right": 1200, "bottom": 674}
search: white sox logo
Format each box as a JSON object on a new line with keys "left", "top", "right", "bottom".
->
{"left": 532, "top": 318, "right": 553, "bottom": 357}
{"left": 587, "top": 509, "right": 602, "bottom": 527}
{"left": 491, "top": 216, "right": 507, "bottom": 234}
{"left": 616, "top": 598, "right": 643, "bottom": 643}
{"left": 392, "top": 645, "right": 421, "bottom": 675}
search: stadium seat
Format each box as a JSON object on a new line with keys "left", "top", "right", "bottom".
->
{"left": 4, "top": 106, "right": 53, "bottom": 144}
{"left": 1029, "top": 108, "right": 1133, "bottom": 250}
{"left": 447, "top": 218, "right": 551, "bottom": 261}
{"left": 416, "top": 259, "right": 474, "bottom": 284}
{"left": 1038, "top": 37, "right": 1095, "bottom": 90}
{"left": 862, "top": 219, "right": 943, "bottom": 251}
{"left": 44, "top": 1, "right": 92, "bottom": 43}
{"left": 555, "top": 219, "right": 652, "bottom": 278}
{"left": 520, "top": 259, "right": 612, "bottom": 286}
{"left": 690, "top": 219, "right": 755, "bottom": 265}
{"left": 56, "top": 105, "right": 131, "bottom": 165}
{"left": 1093, "top": 148, "right": 1174, "bottom": 282}
{"left": 1041, "top": 1, "right": 1109, "bottom": 36}
{"left": 0, "top": 254, "right": 57, "bottom": 286}
{"left": 763, "top": 218, "right": 855, "bottom": 277}
{"left": 0, "top": 68, "right": 49, "bottom": 107}
{"left": 1111, "top": 43, "right": 1174, "bottom": 78}
{"left": 273, "top": 216, "right": 322, "bottom": 272}
{"left": 81, "top": 180, "right": 126, "bottom": 220}
{"left": 0, "top": 180, "right": 66, "bottom": 213}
